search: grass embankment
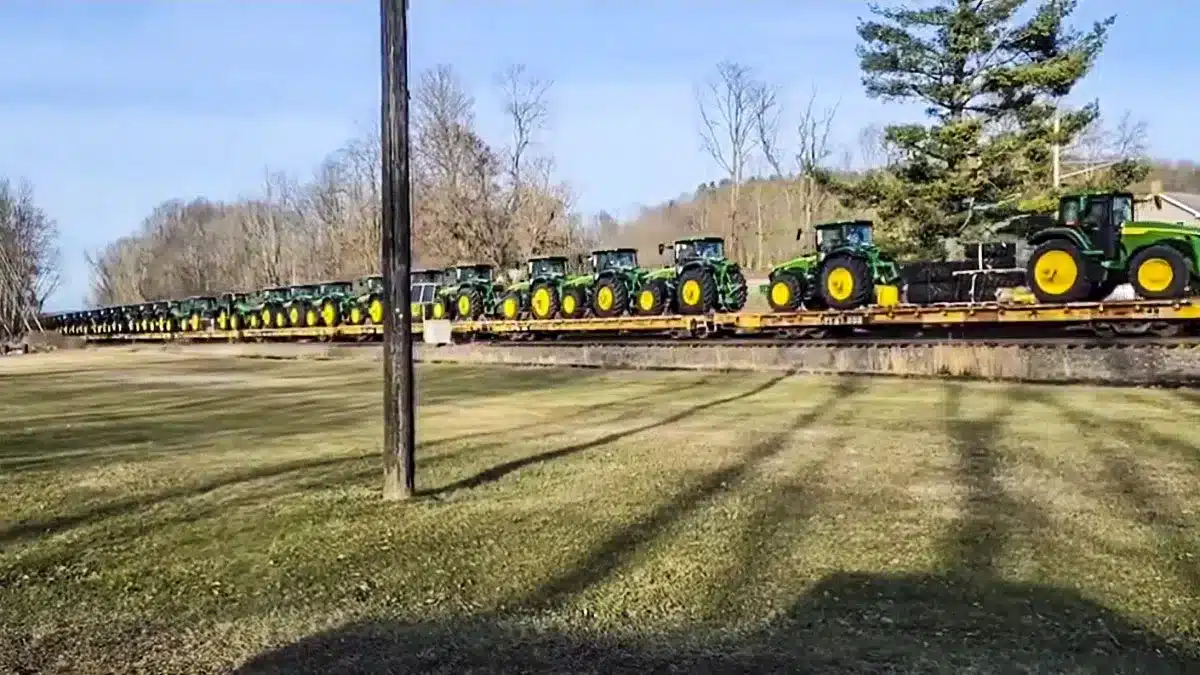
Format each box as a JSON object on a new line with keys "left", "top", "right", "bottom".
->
{"left": 1, "top": 350, "right": 1198, "bottom": 673}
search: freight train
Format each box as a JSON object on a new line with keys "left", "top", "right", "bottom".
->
{"left": 44, "top": 191, "right": 1200, "bottom": 341}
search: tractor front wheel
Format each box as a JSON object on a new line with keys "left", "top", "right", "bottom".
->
{"left": 819, "top": 256, "right": 874, "bottom": 310}
{"left": 288, "top": 305, "right": 305, "bottom": 327}
{"left": 725, "top": 268, "right": 748, "bottom": 312}
{"left": 1025, "top": 240, "right": 1095, "bottom": 304}
{"left": 767, "top": 273, "right": 805, "bottom": 312}
{"left": 634, "top": 280, "right": 669, "bottom": 315}
{"left": 304, "top": 305, "right": 321, "bottom": 327}
{"left": 592, "top": 277, "right": 628, "bottom": 317}
{"left": 500, "top": 292, "right": 523, "bottom": 320}
{"left": 1129, "top": 245, "right": 1190, "bottom": 299}
{"left": 561, "top": 287, "right": 586, "bottom": 319}
{"left": 529, "top": 283, "right": 560, "bottom": 320}
{"left": 676, "top": 268, "right": 717, "bottom": 314}
{"left": 320, "top": 300, "right": 340, "bottom": 327}
{"left": 456, "top": 288, "right": 485, "bottom": 320}
{"left": 431, "top": 298, "right": 450, "bottom": 321}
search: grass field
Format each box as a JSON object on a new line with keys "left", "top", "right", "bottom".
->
{"left": 1, "top": 349, "right": 1199, "bottom": 674}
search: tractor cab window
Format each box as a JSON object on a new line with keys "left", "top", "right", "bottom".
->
{"left": 817, "top": 224, "right": 871, "bottom": 250}
{"left": 1111, "top": 195, "right": 1133, "bottom": 227}
{"left": 1060, "top": 199, "right": 1081, "bottom": 227}
{"left": 1082, "top": 198, "right": 1111, "bottom": 231}
{"left": 594, "top": 250, "right": 637, "bottom": 270}
{"left": 456, "top": 267, "right": 493, "bottom": 282}
{"left": 528, "top": 259, "right": 565, "bottom": 277}
{"left": 677, "top": 240, "right": 723, "bottom": 260}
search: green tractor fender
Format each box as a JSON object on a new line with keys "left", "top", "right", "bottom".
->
{"left": 1028, "top": 227, "right": 1094, "bottom": 253}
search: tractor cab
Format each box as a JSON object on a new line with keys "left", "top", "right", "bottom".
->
{"left": 590, "top": 248, "right": 639, "bottom": 273}
{"left": 409, "top": 268, "right": 442, "bottom": 304}
{"left": 659, "top": 236, "right": 726, "bottom": 264}
{"left": 814, "top": 220, "right": 875, "bottom": 252}
{"left": 449, "top": 264, "right": 495, "bottom": 284}
{"left": 1056, "top": 191, "right": 1136, "bottom": 259}
{"left": 527, "top": 256, "right": 568, "bottom": 279}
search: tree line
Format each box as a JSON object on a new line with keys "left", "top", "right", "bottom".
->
{"left": 2, "top": 0, "right": 1195, "bottom": 328}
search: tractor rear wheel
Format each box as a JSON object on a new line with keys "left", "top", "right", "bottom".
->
{"left": 500, "top": 292, "right": 523, "bottom": 320}
{"left": 592, "top": 277, "right": 628, "bottom": 317}
{"left": 819, "top": 256, "right": 873, "bottom": 309}
{"left": 368, "top": 297, "right": 385, "bottom": 324}
{"left": 431, "top": 298, "right": 449, "bottom": 321}
{"left": 273, "top": 307, "right": 288, "bottom": 329}
{"left": 1025, "top": 240, "right": 1095, "bottom": 303}
{"left": 304, "top": 305, "right": 320, "bottom": 327}
{"left": 1129, "top": 245, "right": 1190, "bottom": 299}
{"left": 230, "top": 313, "right": 243, "bottom": 331}
{"left": 529, "top": 283, "right": 560, "bottom": 320}
{"left": 561, "top": 287, "right": 586, "bottom": 319}
{"left": 288, "top": 305, "right": 304, "bottom": 327}
{"left": 676, "top": 268, "right": 717, "bottom": 314}
{"left": 724, "top": 268, "right": 748, "bottom": 311}
{"left": 634, "top": 280, "right": 669, "bottom": 315}
{"left": 456, "top": 287, "right": 485, "bottom": 320}
{"left": 767, "top": 273, "right": 805, "bottom": 312}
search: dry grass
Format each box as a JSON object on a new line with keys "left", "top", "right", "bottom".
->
{"left": 1, "top": 350, "right": 1198, "bottom": 674}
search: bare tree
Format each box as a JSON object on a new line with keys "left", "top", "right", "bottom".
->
{"left": 795, "top": 87, "right": 839, "bottom": 245}
{"left": 696, "top": 60, "right": 759, "bottom": 262}
{"left": 1064, "top": 109, "right": 1148, "bottom": 182}
{"left": 0, "top": 178, "right": 59, "bottom": 339}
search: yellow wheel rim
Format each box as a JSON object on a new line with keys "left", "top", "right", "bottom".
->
{"left": 306, "top": 309, "right": 319, "bottom": 326}
{"left": 638, "top": 289, "right": 654, "bottom": 311}
{"left": 321, "top": 303, "right": 337, "bottom": 326}
{"left": 350, "top": 306, "right": 363, "bottom": 324}
{"left": 770, "top": 281, "right": 791, "bottom": 306}
{"left": 231, "top": 315, "right": 241, "bottom": 330}
{"left": 826, "top": 267, "right": 854, "bottom": 302}
{"left": 217, "top": 313, "right": 227, "bottom": 330}
{"left": 1136, "top": 258, "right": 1173, "bottom": 293}
{"left": 189, "top": 316, "right": 199, "bottom": 331}
{"left": 503, "top": 297, "right": 518, "bottom": 319}
{"left": 457, "top": 296, "right": 471, "bottom": 316}
{"left": 681, "top": 279, "right": 702, "bottom": 306}
{"left": 596, "top": 287, "right": 614, "bottom": 311}
{"left": 261, "top": 309, "right": 271, "bottom": 325}
{"left": 1033, "top": 250, "right": 1078, "bottom": 296}
{"left": 250, "top": 315, "right": 259, "bottom": 328}
{"left": 369, "top": 299, "right": 384, "bottom": 323}
{"left": 562, "top": 294, "right": 576, "bottom": 315}
{"left": 289, "top": 307, "right": 301, "bottom": 325}
{"left": 432, "top": 303, "right": 445, "bottom": 319}
{"left": 531, "top": 288, "right": 551, "bottom": 317}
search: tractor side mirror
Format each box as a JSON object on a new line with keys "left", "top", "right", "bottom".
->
{"left": 1154, "top": 194, "right": 1163, "bottom": 210}
{"left": 795, "top": 229, "right": 803, "bottom": 241}
{"left": 657, "top": 243, "right": 666, "bottom": 255}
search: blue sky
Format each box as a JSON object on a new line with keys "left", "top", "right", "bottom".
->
{"left": 0, "top": 1, "right": 1196, "bottom": 311}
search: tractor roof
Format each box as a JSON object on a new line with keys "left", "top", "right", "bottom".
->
{"left": 592, "top": 247, "right": 637, "bottom": 254}
{"left": 674, "top": 235, "right": 724, "bottom": 243}
{"left": 815, "top": 219, "right": 874, "bottom": 230}
{"left": 411, "top": 267, "right": 442, "bottom": 274}
{"left": 451, "top": 263, "right": 494, "bottom": 270}
{"left": 528, "top": 255, "right": 568, "bottom": 262}
{"left": 1064, "top": 189, "right": 1135, "bottom": 198}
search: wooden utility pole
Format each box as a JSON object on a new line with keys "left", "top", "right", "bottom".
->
{"left": 380, "top": 0, "right": 415, "bottom": 500}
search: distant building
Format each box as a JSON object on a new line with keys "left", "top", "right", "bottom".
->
{"left": 1139, "top": 192, "right": 1200, "bottom": 224}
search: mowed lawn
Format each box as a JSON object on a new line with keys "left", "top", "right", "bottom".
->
{"left": 1, "top": 349, "right": 1199, "bottom": 674}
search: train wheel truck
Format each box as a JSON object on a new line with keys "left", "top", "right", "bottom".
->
{"left": 652, "top": 236, "right": 748, "bottom": 315}
{"left": 1024, "top": 191, "right": 1200, "bottom": 303}
{"left": 765, "top": 220, "right": 900, "bottom": 311}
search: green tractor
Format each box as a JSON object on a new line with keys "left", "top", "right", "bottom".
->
{"left": 585, "top": 247, "right": 653, "bottom": 318}
{"left": 497, "top": 256, "right": 589, "bottom": 320}
{"left": 1025, "top": 191, "right": 1200, "bottom": 303}
{"left": 646, "top": 236, "right": 748, "bottom": 315}
{"left": 432, "top": 264, "right": 502, "bottom": 321}
{"left": 763, "top": 220, "right": 900, "bottom": 311}
{"left": 281, "top": 282, "right": 352, "bottom": 328}
{"left": 410, "top": 268, "right": 444, "bottom": 321}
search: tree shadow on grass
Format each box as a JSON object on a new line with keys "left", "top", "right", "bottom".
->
{"left": 231, "top": 572, "right": 1199, "bottom": 674}
{"left": 419, "top": 372, "right": 798, "bottom": 498}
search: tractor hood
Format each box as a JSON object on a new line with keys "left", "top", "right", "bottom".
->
{"left": 1123, "top": 221, "right": 1200, "bottom": 238}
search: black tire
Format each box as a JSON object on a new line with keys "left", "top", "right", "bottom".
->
{"left": 1129, "top": 244, "right": 1190, "bottom": 300}
{"left": 1025, "top": 240, "right": 1096, "bottom": 303}
{"left": 499, "top": 291, "right": 523, "bottom": 320}
{"left": 273, "top": 305, "right": 289, "bottom": 329}
{"left": 431, "top": 297, "right": 451, "bottom": 321}
{"left": 766, "top": 273, "right": 805, "bottom": 312}
{"left": 560, "top": 286, "right": 586, "bottom": 319}
{"left": 676, "top": 267, "right": 718, "bottom": 314}
{"left": 529, "top": 282, "right": 560, "bottom": 320}
{"left": 819, "top": 256, "right": 874, "bottom": 309}
{"left": 592, "top": 276, "right": 628, "bottom": 317}
{"left": 724, "top": 267, "right": 748, "bottom": 311}
{"left": 320, "top": 299, "right": 340, "bottom": 327}
{"left": 287, "top": 304, "right": 304, "bottom": 327}
{"left": 633, "top": 280, "right": 669, "bottom": 315}
{"left": 456, "top": 287, "right": 485, "bottom": 320}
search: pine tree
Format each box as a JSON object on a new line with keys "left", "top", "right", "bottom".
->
{"left": 825, "top": 0, "right": 1115, "bottom": 258}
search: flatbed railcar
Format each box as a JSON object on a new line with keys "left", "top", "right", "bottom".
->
{"left": 70, "top": 297, "right": 1200, "bottom": 345}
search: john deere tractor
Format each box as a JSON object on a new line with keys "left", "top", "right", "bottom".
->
{"left": 585, "top": 248, "right": 651, "bottom": 318}
{"left": 432, "top": 264, "right": 502, "bottom": 320}
{"left": 763, "top": 220, "right": 900, "bottom": 311}
{"left": 646, "top": 236, "right": 748, "bottom": 315}
{"left": 498, "top": 256, "right": 589, "bottom": 320}
{"left": 1025, "top": 191, "right": 1200, "bottom": 303}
